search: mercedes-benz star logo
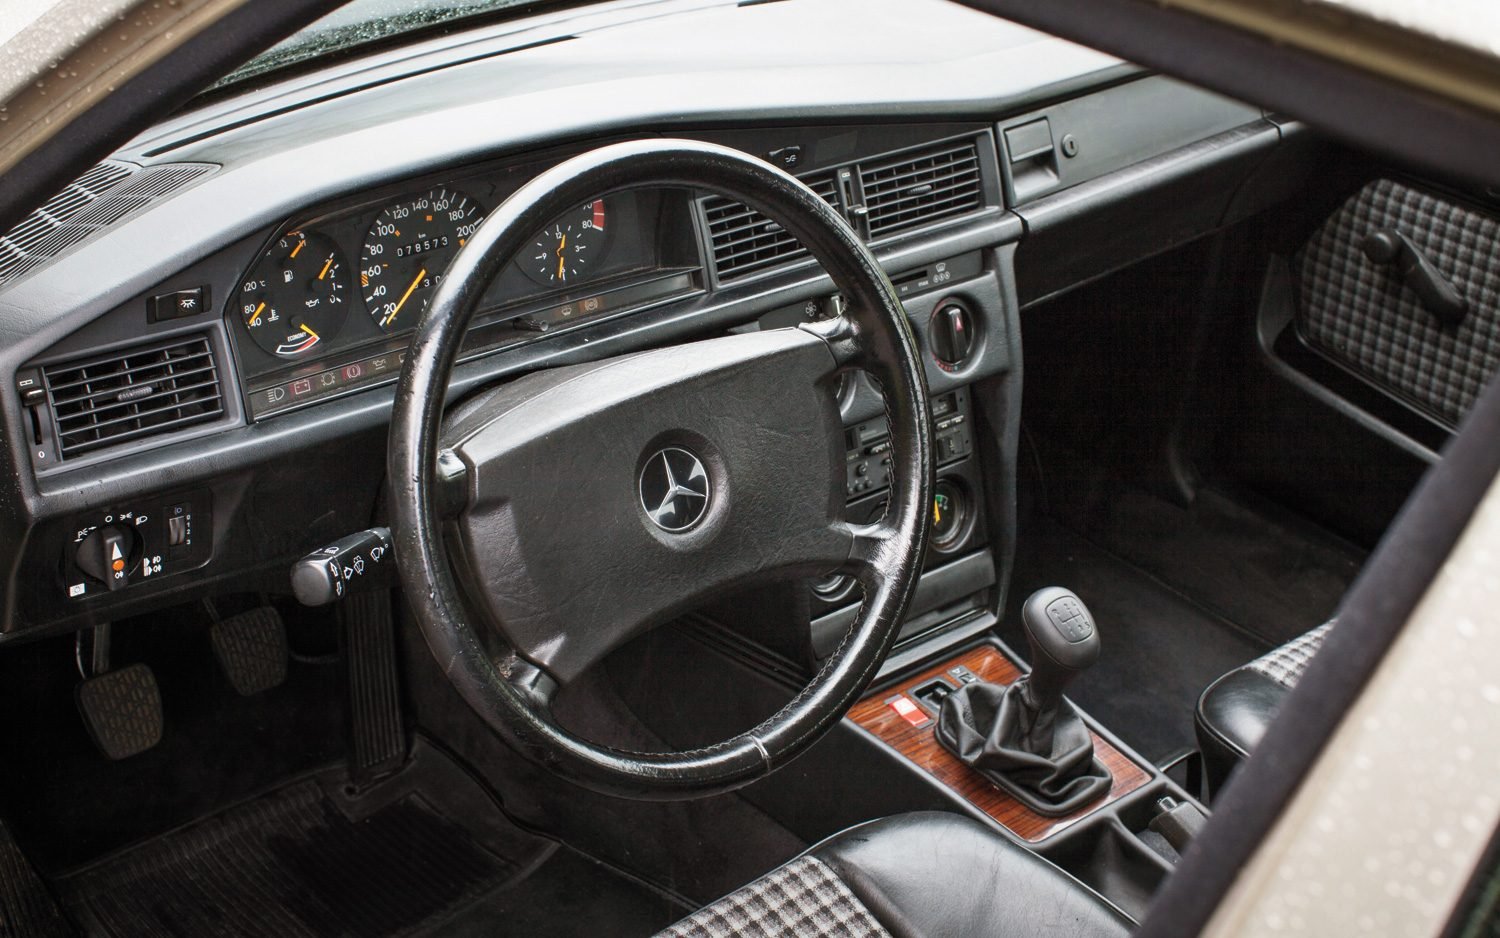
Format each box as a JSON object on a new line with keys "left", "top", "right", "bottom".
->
{"left": 639, "top": 447, "right": 711, "bottom": 532}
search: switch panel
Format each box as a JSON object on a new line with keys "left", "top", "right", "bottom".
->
{"left": 63, "top": 489, "right": 212, "bottom": 599}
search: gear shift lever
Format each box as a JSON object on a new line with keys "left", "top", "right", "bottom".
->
{"left": 935, "top": 586, "right": 1111, "bottom": 816}
{"left": 1019, "top": 586, "right": 1101, "bottom": 717}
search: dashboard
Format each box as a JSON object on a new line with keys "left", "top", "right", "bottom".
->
{"left": 0, "top": 0, "right": 1290, "bottom": 640}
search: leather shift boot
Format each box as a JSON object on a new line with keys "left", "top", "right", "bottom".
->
{"left": 936, "top": 679, "right": 1112, "bottom": 817}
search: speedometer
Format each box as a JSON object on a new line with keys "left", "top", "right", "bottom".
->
{"left": 360, "top": 188, "right": 485, "bottom": 333}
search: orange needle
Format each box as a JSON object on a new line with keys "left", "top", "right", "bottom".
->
{"left": 290, "top": 238, "right": 306, "bottom": 259}
{"left": 248, "top": 301, "right": 266, "bottom": 325}
{"left": 318, "top": 255, "right": 335, "bottom": 280}
{"left": 383, "top": 268, "right": 426, "bottom": 327}
{"left": 555, "top": 234, "right": 567, "bottom": 280}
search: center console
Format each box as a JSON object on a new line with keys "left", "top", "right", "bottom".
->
{"left": 810, "top": 385, "right": 996, "bottom": 657}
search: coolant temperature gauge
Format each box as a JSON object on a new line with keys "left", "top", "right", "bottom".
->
{"left": 238, "top": 230, "right": 351, "bottom": 358}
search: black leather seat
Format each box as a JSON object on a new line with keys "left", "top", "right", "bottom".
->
{"left": 655, "top": 811, "right": 1132, "bottom": 937}
{"left": 1195, "top": 621, "right": 1333, "bottom": 796}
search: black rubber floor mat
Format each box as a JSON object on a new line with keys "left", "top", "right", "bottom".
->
{"left": 0, "top": 815, "right": 70, "bottom": 938}
{"left": 62, "top": 781, "right": 510, "bottom": 938}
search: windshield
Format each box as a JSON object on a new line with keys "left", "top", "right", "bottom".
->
{"left": 217, "top": 0, "right": 561, "bottom": 89}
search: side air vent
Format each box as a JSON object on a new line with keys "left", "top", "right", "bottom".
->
{"left": 42, "top": 335, "right": 225, "bottom": 459}
{"left": 704, "top": 171, "right": 840, "bottom": 282}
{"left": 860, "top": 138, "right": 982, "bottom": 239}
{"left": 0, "top": 161, "right": 216, "bottom": 287}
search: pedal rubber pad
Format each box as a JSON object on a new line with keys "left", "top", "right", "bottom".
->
{"left": 76, "top": 663, "right": 163, "bottom": 761}
{"left": 210, "top": 606, "right": 289, "bottom": 696}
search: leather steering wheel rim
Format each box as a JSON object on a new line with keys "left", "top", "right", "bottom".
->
{"left": 389, "top": 139, "right": 933, "bottom": 800}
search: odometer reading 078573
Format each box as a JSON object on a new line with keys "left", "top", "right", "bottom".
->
{"left": 359, "top": 188, "right": 485, "bottom": 333}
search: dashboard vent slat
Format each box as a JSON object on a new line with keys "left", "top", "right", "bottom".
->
{"left": 42, "top": 335, "right": 225, "bottom": 459}
{"left": 705, "top": 171, "right": 839, "bottom": 282}
{"left": 860, "top": 139, "right": 983, "bottom": 239}
{"left": 0, "top": 161, "right": 216, "bottom": 287}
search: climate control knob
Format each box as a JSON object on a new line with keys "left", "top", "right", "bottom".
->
{"left": 929, "top": 301, "right": 974, "bottom": 368}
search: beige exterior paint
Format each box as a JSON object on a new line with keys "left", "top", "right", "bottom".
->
{"left": 1162, "top": 0, "right": 1500, "bottom": 117}
{"left": 0, "top": 0, "right": 250, "bottom": 176}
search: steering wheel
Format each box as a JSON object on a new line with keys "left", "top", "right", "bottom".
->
{"left": 389, "top": 139, "right": 933, "bottom": 800}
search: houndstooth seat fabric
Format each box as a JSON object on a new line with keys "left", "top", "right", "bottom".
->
{"left": 655, "top": 857, "right": 890, "bottom": 938}
{"left": 653, "top": 812, "right": 1131, "bottom": 938}
{"left": 1244, "top": 621, "right": 1333, "bottom": 688}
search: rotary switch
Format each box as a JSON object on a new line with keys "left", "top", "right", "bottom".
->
{"left": 75, "top": 524, "right": 140, "bottom": 592}
{"left": 929, "top": 301, "right": 974, "bottom": 367}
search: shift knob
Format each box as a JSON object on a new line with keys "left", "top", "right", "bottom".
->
{"left": 1019, "top": 587, "right": 1101, "bottom": 711}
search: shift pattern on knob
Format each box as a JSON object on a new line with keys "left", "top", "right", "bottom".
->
{"left": 1045, "top": 595, "right": 1094, "bottom": 643}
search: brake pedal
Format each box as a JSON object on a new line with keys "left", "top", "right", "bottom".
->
{"left": 210, "top": 606, "right": 289, "bottom": 696}
{"left": 76, "top": 662, "right": 163, "bottom": 761}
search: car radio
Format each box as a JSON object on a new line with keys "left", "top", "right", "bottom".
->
{"left": 843, "top": 387, "right": 973, "bottom": 501}
{"left": 811, "top": 387, "right": 988, "bottom": 615}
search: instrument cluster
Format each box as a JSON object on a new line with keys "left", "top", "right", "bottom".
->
{"left": 229, "top": 160, "right": 693, "bottom": 418}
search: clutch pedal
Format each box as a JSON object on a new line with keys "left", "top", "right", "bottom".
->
{"left": 76, "top": 658, "right": 163, "bottom": 761}
{"left": 210, "top": 605, "right": 289, "bottom": 696}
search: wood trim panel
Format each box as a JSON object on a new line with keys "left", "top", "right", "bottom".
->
{"left": 848, "top": 644, "right": 1151, "bottom": 843}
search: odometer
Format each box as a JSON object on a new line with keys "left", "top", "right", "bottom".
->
{"left": 238, "top": 229, "right": 350, "bottom": 358}
{"left": 360, "top": 187, "right": 485, "bottom": 333}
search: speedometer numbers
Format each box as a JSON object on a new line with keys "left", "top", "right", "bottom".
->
{"left": 360, "top": 188, "right": 485, "bottom": 333}
{"left": 238, "top": 230, "right": 351, "bottom": 358}
{"left": 522, "top": 200, "right": 607, "bottom": 286}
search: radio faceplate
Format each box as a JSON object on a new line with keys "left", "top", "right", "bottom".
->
{"left": 812, "top": 386, "right": 988, "bottom": 618}
{"left": 844, "top": 387, "right": 972, "bottom": 502}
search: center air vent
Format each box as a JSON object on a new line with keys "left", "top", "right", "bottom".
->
{"left": 860, "top": 139, "right": 982, "bottom": 239}
{"left": 0, "top": 161, "right": 216, "bottom": 287}
{"left": 704, "top": 171, "right": 839, "bottom": 282}
{"left": 42, "top": 335, "right": 225, "bottom": 460}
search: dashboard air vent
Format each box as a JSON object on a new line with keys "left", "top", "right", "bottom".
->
{"left": 43, "top": 335, "right": 225, "bottom": 459}
{"left": 0, "top": 161, "right": 216, "bottom": 287}
{"left": 860, "top": 138, "right": 983, "bottom": 239}
{"left": 705, "top": 171, "right": 839, "bottom": 282}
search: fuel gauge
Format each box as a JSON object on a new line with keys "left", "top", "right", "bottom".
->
{"left": 238, "top": 230, "right": 351, "bottom": 358}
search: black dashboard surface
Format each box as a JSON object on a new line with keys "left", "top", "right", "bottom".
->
{"left": 0, "top": 0, "right": 1275, "bottom": 635}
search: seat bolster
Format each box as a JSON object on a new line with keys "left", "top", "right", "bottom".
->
{"left": 1195, "top": 667, "right": 1289, "bottom": 793}
{"left": 809, "top": 812, "right": 1133, "bottom": 938}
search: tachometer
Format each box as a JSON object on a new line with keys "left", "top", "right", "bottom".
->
{"left": 521, "top": 199, "right": 608, "bottom": 287}
{"left": 238, "top": 230, "right": 351, "bottom": 358}
{"left": 360, "top": 187, "right": 486, "bottom": 332}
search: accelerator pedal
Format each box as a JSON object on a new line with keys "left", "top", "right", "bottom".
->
{"left": 76, "top": 663, "right": 162, "bottom": 761}
{"left": 340, "top": 590, "right": 407, "bottom": 787}
{"left": 210, "top": 606, "right": 288, "bottom": 696}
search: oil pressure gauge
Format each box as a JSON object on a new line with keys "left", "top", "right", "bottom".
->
{"left": 238, "top": 229, "right": 351, "bottom": 358}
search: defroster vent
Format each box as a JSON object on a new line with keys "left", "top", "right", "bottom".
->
{"left": 0, "top": 161, "right": 216, "bottom": 286}
{"left": 860, "top": 138, "right": 982, "bottom": 239}
{"left": 42, "top": 335, "right": 225, "bottom": 459}
{"left": 704, "top": 171, "right": 839, "bottom": 282}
